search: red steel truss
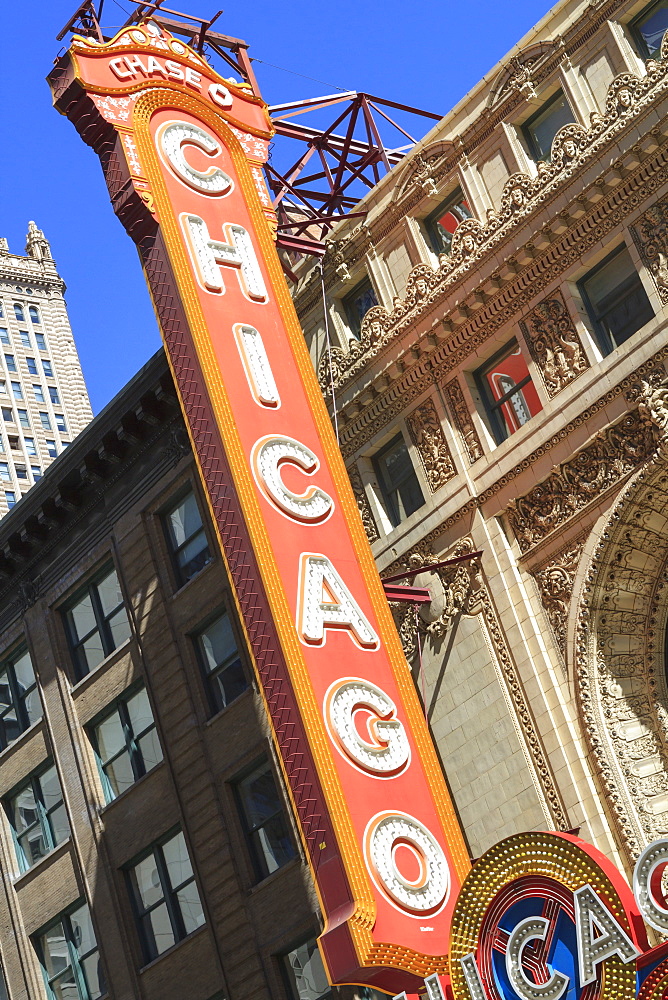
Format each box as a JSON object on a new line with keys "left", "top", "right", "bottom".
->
{"left": 57, "top": 3, "right": 442, "bottom": 264}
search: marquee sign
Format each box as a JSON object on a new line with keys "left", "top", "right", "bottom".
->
{"left": 48, "top": 20, "right": 471, "bottom": 993}
{"left": 396, "top": 832, "right": 668, "bottom": 1000}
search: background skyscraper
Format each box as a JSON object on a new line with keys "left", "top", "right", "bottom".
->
{"left": 0, "top": 223, "right": 92, "bottom": 513}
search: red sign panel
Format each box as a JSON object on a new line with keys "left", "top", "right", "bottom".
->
{"left": 49, "top": 22, "right": 470, "bottom": 991}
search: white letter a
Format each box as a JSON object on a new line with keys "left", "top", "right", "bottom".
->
{"left": 297, "top": 553, "right": 379, "bottom": 649}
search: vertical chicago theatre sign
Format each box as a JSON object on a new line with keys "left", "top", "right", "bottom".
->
{"left": 48, "top": 20, "right": 470, "bottom": 993}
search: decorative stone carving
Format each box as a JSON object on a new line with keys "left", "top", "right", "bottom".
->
{"left": 533, "top": 540, "right": 586, "bottom": 655}
{"left": 636, "top": 374, "right": 668, "bottom": 461}
{"left": 13, "top": 576, "right": 40, "bottom": 613}
{"left": 346, "top": 463, "right": 378, "bottom": 543}
{"left": 389, "top": 538, "right": 569, "bottom": 830}
{"left": 443, "top": 377, "right": 483, "bottom": 464}
{"left": 164, "top": 425, "right": 191, "bottom": 466}
{"left": 576, "top": 455, "right": 668, "bottom": 853}
{"left": 317, "top": 47, "right": 668, "bottom": 396}
{"left": 506, "top": 410, "right": 656, "bottom": 552}
{"left": 520, "top": 290, "right": 589, "bottom": 396}
{"left": 631, "top": 193, "right": 668, "bottom": 302}
{"left": 406, "top": 397, "right": 456, "bottom": 492}
{"left": 412, "top": 153, "right": 438, "bottom": 197}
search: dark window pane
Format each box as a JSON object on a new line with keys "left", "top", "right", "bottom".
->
{"left": 105, "top": 752, "right": 136, "bottom": 798}
{"left": 580, "top": 246, "right": 655, "bottom": 352}
{"left": 523, "top": 92, "right": 575, "bottom": 161}
{"left": 283, "top": 940, "right": 331, "bottom": 1000}
{"left": 137, "top": 729, "right": 163, "bottom": 772}
{"left": 633, "top": 0, "right": 668, "bottom": 55}
{"left": 426, "top": 190, "right": 471, "bottom": 255}
{"left": 164, "top": 491, "right": 211, "bottom": 586}
{"left": 373, "top": 435, "right": 425, "bottom": 527}
{"left": 342, "top": 278, "right": 378, "bottom": 339}
{"left": 144, "top": 904, "right": 175, "bottom": 957}
{"left": 238, "top": 765, "right": 295, "bottom": 879}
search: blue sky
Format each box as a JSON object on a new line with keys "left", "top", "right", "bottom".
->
{"left": 0, "top": 0, "right": 553, "bottom": 413}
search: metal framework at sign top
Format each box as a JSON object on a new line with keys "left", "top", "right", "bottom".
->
{"left": 56, "top": 2, "right": 443, "bottom": 270}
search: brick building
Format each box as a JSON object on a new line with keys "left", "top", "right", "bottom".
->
{"left": 0, "top": 225, "right": 92, "bottom": 514}
{"left": 0, "top": 351, "right": 351, "bottom": 1000}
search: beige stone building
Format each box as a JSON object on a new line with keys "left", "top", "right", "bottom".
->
{"left": 0, "top": 224, "right": 92, "bottom": 516}
{"left": 292, "top": 0, "right": 668, "bottom": 874}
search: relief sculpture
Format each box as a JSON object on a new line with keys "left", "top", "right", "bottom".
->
{"left": 520, "top": 290, "right": 589, "bottom": 396}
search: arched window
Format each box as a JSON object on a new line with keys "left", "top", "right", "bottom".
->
{"left": 28, "top": 306, "right": 40, "bottom": 324}
{"left": 13, "top": 304, "right": 24, "bottom": 322}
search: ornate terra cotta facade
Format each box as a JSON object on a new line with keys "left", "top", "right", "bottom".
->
{"left": 292, "top": 0, "right": 668, "bottom": 876}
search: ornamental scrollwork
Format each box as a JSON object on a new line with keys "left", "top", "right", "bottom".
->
{"left": 346, "top": 462, "right": 379, "bottom": 543}
{"left": 506, "top": 410, "right": 656, "bottom": 552}
{"left": 520, "top": 290, "right": 589, "bottom": 397}
{"left": 443, "top": 377, "right": 484, "bottom": 464}
{"left": 532, "top": 540, "right": 586, "bottom": 655}
{"left": 318, "top": 34, "right": 668, "bottom": 396}
{"left": 406, "top": 397, "right": 456, "bottom": 492}
{"left": 632, "top": 194, "right": 668, "bottom": 302}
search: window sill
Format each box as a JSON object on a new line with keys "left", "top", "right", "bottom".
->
{"left": 138, "top": 923, "right": 207, "bottom": 974}
{"left": 204, "top": 684, "right": 253, "bottom": 728}
{"left": 12, "top": 837, "right": 72, "bottom": 887}
{"left": 248, "top": 855, "right": 302, "bottom": 895}
{"left": 168, "top": 556, "right": 215, "bottom": 601}
{"left": 0, "top": 716, "right": 44, "bottom": 763}
{"left": 70, "top": 638, "right": 134, "bottom": 696}
{"left": 98, "top": 760, "right": 166, "bottom": 814}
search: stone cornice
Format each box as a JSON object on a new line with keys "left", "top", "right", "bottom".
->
{"left": 333, "top": 127, "right": 668, "bottom": 461}
{"left": 293, "top": 0, "right": 631, "bottom": 317}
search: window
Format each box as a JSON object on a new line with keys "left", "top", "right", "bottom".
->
{"left": 15, "top": 466, "right": 27, "bottom": 481}
{"left": 13, "top": 304, "right": 24, "bottom": 322}
{"left": 40, "top": 412, "right": 51, "bottom": 430}
{"left": 49, "top": 387, "right": 60, "bottom": 406}
{"left": 6, "top": 764, "right": 69, "bottom": 872}
{"left": 35, "top": 333, "right": 46, "bottom": 351}
{"left": 64, "top": 567, "right": 132, "bottom": 679}
{"left": 0, "top": 648, "right": 41, "bottom": 751}
{"left": 127, "top": 830, "right": 204, "bottom": 963}
{"left": 7, "top": 437, "right": 18, "bottom": 451}
{"left": 4, "top": 492, "right": 15, "bottom": 509}
{"left": 35, "top": 904, "right": 105, "bottom": 1000}
{"left": 282, "top": 939, "right": 331, "bottom": 1000}
{"left": 521, "top": 91, "right": 575, "bottom": 161}
{"left": 10, "top": 383, "right": 22, "bottom": 400}
{"left": 0, "top": 465, "right": 8, "bottom": 483}
{"left": 1, "top": 409, "right": 12, "bottom": 423}
{"left": 373, "top": 434, "right": 425, "bottom": 527}
{"left": 46, "top": 440, "right": 57, "bottom": 458}
{"left": 4, "top": 355, "right": 16, "bottom": 374}
{"left": 26, "top": 357, "right": 37, "bottom": 375}
{"left": 236, "top": 762, "right": 296, "bottom": 880}
{"left": 342, "top": 277, "right": 378, "bottom": 339}
{"left": 29, "top": 305, "right": 40, "bottom": 324}
{"left": 19, "top": 330, "right": 31, "bottom": 350}
{"left": 630, "top": 0, "right": 668, "bottom": 56}
{"left": 0, "top": 382, "right": 6, "bottom": 396}
{"left": 42, "top": 359, "right": 53, "bottom": 378}
{"left": 0, "top": 330, "right": 9, "bottom": 346}
{"left": 32, "top": 467, "right": 42, "bottom": 481}
{"left": 578, "top": 245, "right": 655, "bottom": 354}
{"left": 55, "top": 414, "right": 67, "bottom": 434}
{"left": 0, "top": 304, "right": 3, "bottom": 319}
{"left": 17, "top": 410, "right": 29, "bottom": 429}
{"left": 195, "top": 612, "right": 248, "bottom": 713}
{"left": 425, "top": 188, "right": 472, "bottom": 256}
{"left": 475, "top": 341, "right": 543, "bottom": 443}
{"left": 33, "top": 385, "right": 44, "bottom": 403}
{"left": 24, "top": 437, "right": 36, "bottom": 456}
{"left": 91, "top": 687, "right": 162, "bottom": 802}
{"left": 163, "top": 490, "right": 211, "bottom": 586}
